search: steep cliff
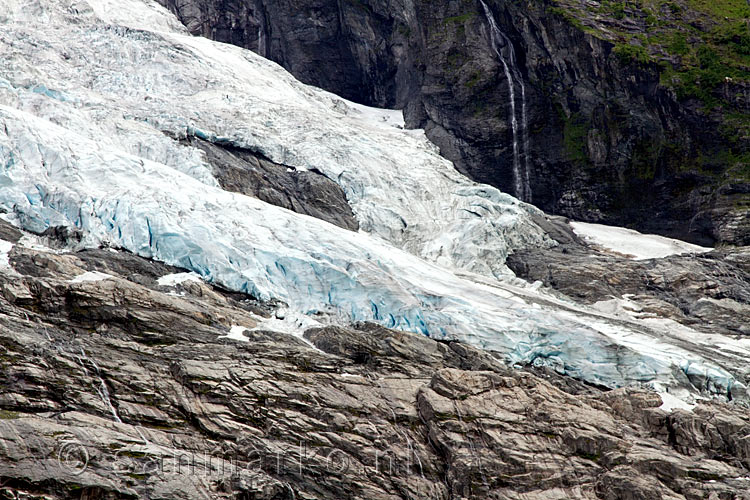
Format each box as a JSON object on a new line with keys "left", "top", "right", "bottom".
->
{"left": 157, "top": 0, "right": 750, "bottom": 245}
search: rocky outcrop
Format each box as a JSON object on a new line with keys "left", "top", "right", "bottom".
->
{"left": 1, "top": 223, "right": 749, "bottom": 499}
{"left": 507, "top": 218, "right": 750, "bottom": 340}
{"left": 182, "top": 135, "right": 359, "bottom": 231}
{"left": 156, "top": 0, "right": 750, "bottom": 245}
{"left": 158, "top": 0, "right": 418, "bottom": 110}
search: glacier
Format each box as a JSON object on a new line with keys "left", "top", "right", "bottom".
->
{"left": 0, "top": 0, "right": 747, "bottom": 401}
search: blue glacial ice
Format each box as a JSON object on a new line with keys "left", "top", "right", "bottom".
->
{"left": 0, "top": 0, "right": 746, "bottom": 401}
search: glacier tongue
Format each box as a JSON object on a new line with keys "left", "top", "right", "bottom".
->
{"left": 0, "top": 0, "right": 553, "bottom": 278}
{"left": 0, "top": 0, "right": 745, "bottom": 400}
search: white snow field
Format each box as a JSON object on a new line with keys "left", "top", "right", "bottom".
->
{"left": 0, "top": 0, "right": 746, "bottom": 400}
{"left": 570, "top": 221, "right": 712, "bottom": 260}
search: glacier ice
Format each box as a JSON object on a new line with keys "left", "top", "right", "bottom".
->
{"left": 0, "top": 0, "right": 746, "bottom": 401}
{"left": 0, "top": 0, "right": 557, "bottom": 278}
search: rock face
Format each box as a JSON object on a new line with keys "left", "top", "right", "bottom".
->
{"left": 1, "top": 225, "right": 750, "bottom": 499}
{"left": 182, "top": 135, "right": 359, "bottom": 231}
{"left": 507, "top": 218, "right": 750, "bottom": 341}
{"left": 156, "top": 0, "right": 750, "bottom": 245}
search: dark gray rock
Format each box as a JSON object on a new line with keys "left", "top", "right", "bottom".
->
{"left": 159, "top": 0, "right": 418, "bottom": 109}
{"left": 0, "top": 219, "right": 22, "bottom": 243}
{"left": 507, "top": 228, "right": 750, "bottom": 338}
{"left": 185, "top": 136, "right": 359, "bottom": 231}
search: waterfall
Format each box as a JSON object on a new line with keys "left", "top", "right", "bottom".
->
{"left": 479, "top": 1, "right": 531, "bottom": 202}
{"left": 257, "top": 25, "right": 266, "bottom": 57}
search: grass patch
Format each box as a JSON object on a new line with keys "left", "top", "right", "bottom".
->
{"left": 0, "top": 410, "right": 20, "bottom": 419}
{"left": 550, "top": 0, "right": 750, "bottom": 104}
{"left": 614, "top": 43, "right": 652, "bottom": 64}
{"left": 444, "top": 13, "right": 476, "bottom": 24}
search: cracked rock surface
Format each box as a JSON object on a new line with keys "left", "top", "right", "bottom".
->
{"left": 507, "top": 219, "right": 750, "bottom": 341}
{"left": 0, "top": 224, "right": 748, "bottom": 499}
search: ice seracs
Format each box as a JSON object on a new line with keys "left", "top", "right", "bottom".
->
{"left": 0, "top": 0, "right": 553, "bottom": 279}
{"left": 0, "top": 0, "right": 746, "bottom": 402}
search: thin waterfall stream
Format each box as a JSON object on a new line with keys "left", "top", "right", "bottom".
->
{"left": 479, "top": 1, "right": 531, "bottom": 202}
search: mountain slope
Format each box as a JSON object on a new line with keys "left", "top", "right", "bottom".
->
{"left": 0, "top": 235, "right": 749, "bottom": 498}
{"left": 0, "top": 1, "right": 750, "bottom": 498}
{"left": 156, "top": 0, "right": 750, "bottom": 245}
{"left": 1, "top": 235, "right": 749, "bottom": 499}
{"left": 1, "top": 0, "right": 748, "bottom": 401}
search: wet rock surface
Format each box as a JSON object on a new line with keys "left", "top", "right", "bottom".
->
{"left": 0, "top": 234, "right": 749, "bottom": 499}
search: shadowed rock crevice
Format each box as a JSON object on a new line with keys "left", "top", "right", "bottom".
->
{"left": 183, "top": 135, "right": 359, "bottom": 231}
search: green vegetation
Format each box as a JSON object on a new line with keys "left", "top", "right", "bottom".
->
{"left": 599, "top": 1, "right": 626, "bottom": 19}
{"left": 119, "top": 450, "right": 149, "bottom": 458}
{"left": 444, "top": 13, "right": 476, "bottom": 24}
{"left": 575, "top": 450, "right": 602, "bottom": 462}
{"left": 464, "top": 70, "right": 482, "bottom": 88}
{"left": 613, "top": 43, "right": 651, "bottom": 64}
{"left": 562, "top": 111, "right": 590, "bottom": 164}
{"left": 550, "top": 0, "right": 750, "bottom": 104}
{"left": 126, "top": 473, "right": 149, "bottom": 481}
{"left": 666, "top": 32, "right": 688, "bottom": 55}
{"left": 0, "top": 409, "right": 20, "bottom": 419}
{"left": 686, "top": 470, "right": 723, "bottom": 481}
{"left": 549, "top": 0, "right": 750, "bottom": 191}
{"left": 546, "top": 5, "right": 597, "bottom": 35}
{"left": 720, "top": 112, "right": 750, "bottom": 148}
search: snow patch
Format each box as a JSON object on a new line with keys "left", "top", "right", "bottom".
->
{"left": 659, "top": 392, "right": 695, "bottom": 412}
{"left": 17, "top": 235, "right": 67, "bottom": 254}
{"left": 317, "top": 91, "right": 406, "bottom": 130}
{"left": 219, "top": 325, "right": 250, "bottom": 343}
{"left": 592, "top": 295, "right": 649, "bottom": 319}
{"left": 88, "top": 0, "right": 188, "bottom": 33}
{"left": 0, "top": 239, "right": 13, "bottom": 271}
{"left": 570, "top": 221, "right": 711, "bottom": 260}
{"left": 69, "top": 271, "right": 114, "bottom": 283}
{"left": 252, "top": 309, "right": 322, "bottom": 335}
{"left": 157, "top": 272, "right": 202, "bottom": 287}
